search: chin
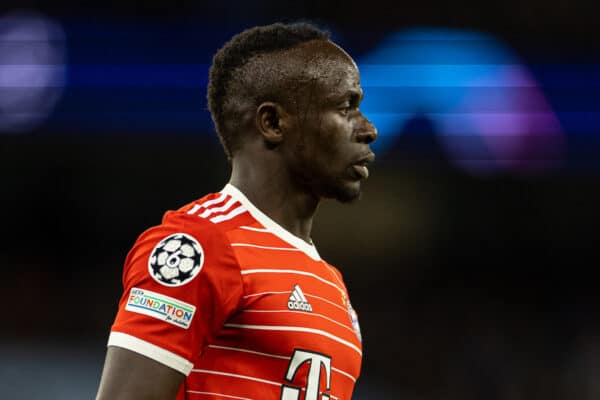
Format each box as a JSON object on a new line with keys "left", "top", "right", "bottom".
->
{"left": 329, "top": 181, "right": 363, "bottom": 203}
{"left": 336, "top": 191, "right": 361, "bottom": 203}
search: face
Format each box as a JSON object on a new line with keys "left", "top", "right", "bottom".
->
{"left": 282, "top": 41, "right": 378, "bottom": 202}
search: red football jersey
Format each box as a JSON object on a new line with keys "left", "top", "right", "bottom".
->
{"left": 109, "top": 184, "right": 363, "bottom": 399}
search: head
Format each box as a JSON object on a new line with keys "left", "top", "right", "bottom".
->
{"left": 208, "top": 22, "right": 377, "bottom": 202}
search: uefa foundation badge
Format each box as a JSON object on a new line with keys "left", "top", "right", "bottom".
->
{"left": 126, "top": 287, "right": 196, "bottom": 329}
{"left": 148, "top": 233, "right": 204, "bottom": 286}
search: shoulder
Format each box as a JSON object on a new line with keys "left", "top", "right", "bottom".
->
{"left": 323, "top": 262, "right": 349, "bottom": 292}
{"left": 124, "top": 189, "right": 256, "bottom": 275}
{"left": 162, "top": 190, "right": 256, "bottom": 236}
{"left": 122, "top": 190, "right": 255, "bottom": 289}
{"left": 135, "top": 189, "right": 255, "bottom": 250}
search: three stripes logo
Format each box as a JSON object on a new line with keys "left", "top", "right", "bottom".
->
{"left": 287, "top": 284, "right": 313, "bottom": 312}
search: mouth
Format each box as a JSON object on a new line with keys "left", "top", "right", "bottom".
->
{"left": 351, "top": 152, "right": 376, "bottom": 180}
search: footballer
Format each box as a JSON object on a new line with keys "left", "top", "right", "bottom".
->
{"left": 96, "top": 22, "right": 377, "bottom": 400}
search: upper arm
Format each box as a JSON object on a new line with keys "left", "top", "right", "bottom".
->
{"left": 96, "top": 346, "right": 184, "bottom": 400}
{"left": 98, "top": 219, "right": 244, "bottom": 398}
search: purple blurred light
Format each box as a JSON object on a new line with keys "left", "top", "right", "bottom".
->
{"left": 359, "top": 28, "right": 565, "bottom": 175}
{"left": 0, "top": 11, "right": 66, "bottom": 134}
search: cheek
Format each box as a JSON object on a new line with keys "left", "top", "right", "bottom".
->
{"left": 319, "top": 118, "right": 351, "bottom": 155}
{"left": 295, "top": 112, "right": 349, "bottom": 168}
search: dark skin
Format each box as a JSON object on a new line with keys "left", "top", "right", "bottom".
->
{"left": 96, "top": 39, "right": 376, "bottom": 400}
{"left": 231, "top": 40, "right": 377, "bottom": 242}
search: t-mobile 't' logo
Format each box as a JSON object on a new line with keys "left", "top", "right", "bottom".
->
{"left": 280, "top": 349, "right": 332, "bottom": 400}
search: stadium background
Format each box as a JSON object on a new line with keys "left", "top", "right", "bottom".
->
{"left": 1, "top": 1, "right": 599, "bottom": 399}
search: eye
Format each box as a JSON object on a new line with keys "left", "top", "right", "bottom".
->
{"left": 339, "top": 105, "right": 352, "bottom": 116}
{"left": 338, "top": 102, "right": 358, "bottom": 116}
{"left": 338, "top": 93, "right": 361, "bottom": 116}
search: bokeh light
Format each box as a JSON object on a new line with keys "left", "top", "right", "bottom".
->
{"left": 0, "top": 11, "right": 66, "bottom": 134}
{"left": 358, "top": 28, "right": 564, "bottom": 174}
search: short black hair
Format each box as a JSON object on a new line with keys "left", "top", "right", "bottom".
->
{"left": 207, "top": 22, "right": 330, "bottom": 159}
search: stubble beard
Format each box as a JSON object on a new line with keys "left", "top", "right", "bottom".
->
{"left": 291, "top": 139, "right": 363, "bottom": 204}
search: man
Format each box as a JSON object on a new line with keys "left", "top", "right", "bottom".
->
{"left": 96, "top": 22, "right": 377, "bottom": 400}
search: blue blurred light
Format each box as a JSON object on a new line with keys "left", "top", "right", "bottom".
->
{"left": 66, "top": 65, "right": 209, "bottom": 88}
{"left": 357, "top": 27, "right": 564, "bottom": 174}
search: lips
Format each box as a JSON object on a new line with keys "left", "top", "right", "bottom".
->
{"left": 352, "top": 164, "right": 369, "bottom": 179}
{"left": 351, "top": 152, "right": 375, "bottom": 180}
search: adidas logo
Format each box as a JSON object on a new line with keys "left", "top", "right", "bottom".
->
{"left": 287, "top": 284, "right": 312, "bottom": 312}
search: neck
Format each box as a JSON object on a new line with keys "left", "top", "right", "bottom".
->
{"left": 229, "top": 153, "right": 319, "bottom": 244}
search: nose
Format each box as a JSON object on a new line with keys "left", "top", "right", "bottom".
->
{"left": 355, "top": 115, "right": 378, "bottom": 144}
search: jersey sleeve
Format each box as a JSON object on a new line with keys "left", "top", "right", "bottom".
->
{"left": 108, "top": 213, "right": 244, "bottom": 375}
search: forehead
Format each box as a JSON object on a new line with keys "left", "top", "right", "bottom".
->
{"left": 280, "top": 40, "right": 361, "bottom": 95}
{"left": 294, "top": 40, "right": 358, "bottom": 69}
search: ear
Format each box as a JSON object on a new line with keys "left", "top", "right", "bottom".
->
{"left": 255, "top": 102, "right": 288, "bottom": 146}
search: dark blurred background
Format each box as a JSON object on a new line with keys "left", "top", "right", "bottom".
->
{"left": 1, "top": 1, "right": 600, "bottom": 399}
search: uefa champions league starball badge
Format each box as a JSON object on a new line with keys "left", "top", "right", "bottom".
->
{"left": 148, "top": 233, "right": 204, "bottom": 286}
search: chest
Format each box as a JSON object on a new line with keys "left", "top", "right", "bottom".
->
{"left": 196, "top": 243, "right": 363, "bottom": 399}
{"left": 229, "top": 260, "right": 363, "bottom": 383}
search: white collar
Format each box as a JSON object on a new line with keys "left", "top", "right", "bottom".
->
{"left": 222, "top": 183, "right": 321, "bottom": 261}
